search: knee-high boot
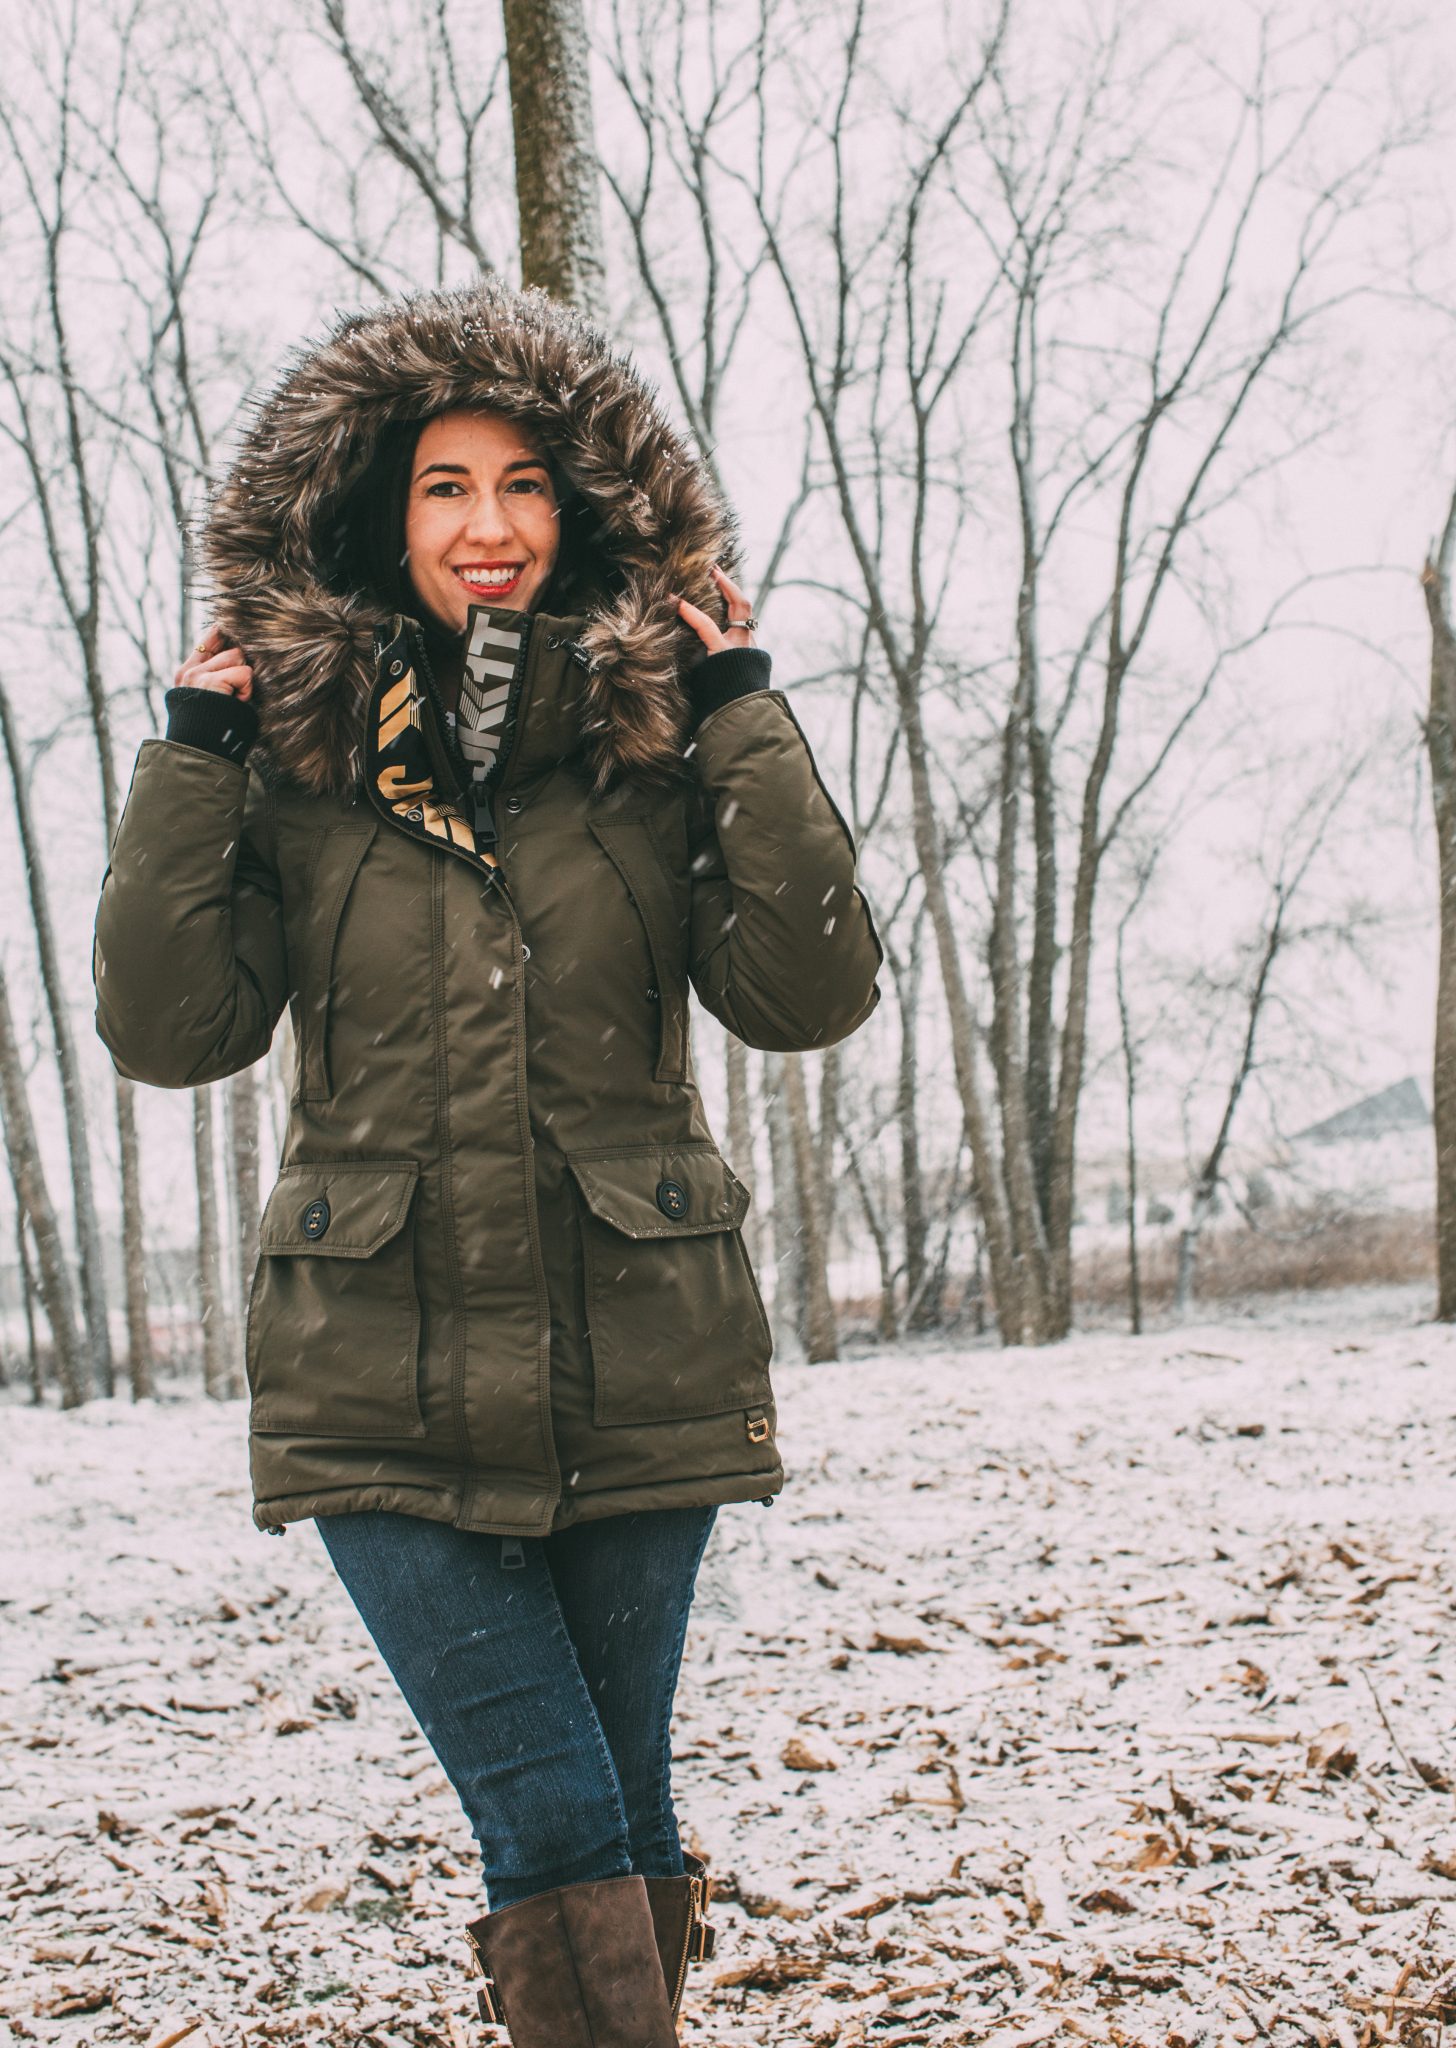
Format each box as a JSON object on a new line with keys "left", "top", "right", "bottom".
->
{"left": 464, "top": 1872, "right": 679, "bottom": 2045}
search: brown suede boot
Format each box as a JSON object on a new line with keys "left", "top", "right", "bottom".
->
{"left": 464, "top": 1872, "right": 679, "bottom": 2045}
{"left": 643, "top": 1853, "right": 717, "bottom": 2019}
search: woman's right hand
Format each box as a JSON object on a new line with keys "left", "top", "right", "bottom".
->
{"left": 174, "top": 622, "right": 254, "bottom": 700}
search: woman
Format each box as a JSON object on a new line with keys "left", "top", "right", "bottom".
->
{"left": 93, "top": 279, "right": 882, "bottom": 2045}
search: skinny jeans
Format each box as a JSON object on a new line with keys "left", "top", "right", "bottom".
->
{"left": 315, "top": 1505, "right": 717, "bottom": 1910}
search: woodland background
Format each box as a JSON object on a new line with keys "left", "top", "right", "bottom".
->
{"left": 2, "top": 0, "right": 1455, "bottom": 1399}
{"left": 7, "top": 5, "right": 1456, "bottom": 2045}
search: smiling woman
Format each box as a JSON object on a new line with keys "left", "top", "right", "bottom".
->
{"left": 91, "top": 276, "right": 883, "bottom": 2044}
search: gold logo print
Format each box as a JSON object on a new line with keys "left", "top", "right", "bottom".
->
{"left": 371, "top": 658, "right": 499, "bottom": 869}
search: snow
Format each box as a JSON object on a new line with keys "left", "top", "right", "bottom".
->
{"left": 4, "top": 1286, "right": 1456, "bottom": 2044}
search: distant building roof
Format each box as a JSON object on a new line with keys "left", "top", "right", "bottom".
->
{"left": 1292, "top": 1077, "right": 1431, "bottom": 1146}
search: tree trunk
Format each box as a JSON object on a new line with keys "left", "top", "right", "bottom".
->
{"left": 98, "top": 752, "right": 154, "bottom": 1399}
{"left": 114, "top": 1075, "right": 154, "bottom": 1399}
{"left": 0, "top": 679, "right": 113, "bottom": 1395}
{"left": 501, "top": 0, "right": 608, "bottom": 323}
{"left": 193, "top": 1089, "right": 231, "bottom": 1399}
{"left": 1115, "top": 914, "right": 1143, "bottom": 1336}
{"left": 846, "top": 1142, "right": 898, "bottom": 1341}
{"left": 1173, "top": 1194, "right": 1214, "bottom": 1318}
{"left": 762, "top": 1052, "right": 805, "bottom": 1356}
{"left": 987, "top": 674, "right": 1054, "bottom": 1331}
{"left": 724, "top": 1035, "right": 759, "bottom": 1264}
{"left": 18, "top": 1210, "right": 43, "bottom": 1403}
{"left": 815, "top": 1045, "right": 841, "bottom": 1252}
{"left": 1423, "top": 490, "right": 1456, "bottom": 1321}
{"left": 783, "top": 1054, "right": 837, "bottom": 1362}
{"left": 0, "top": 964, "right": 86, "bottom": 1407}
{"left": 8, "top": 1156, "right": 43, "bottom": 1402}
{"left": 230, "top": 1066, "right": 262, "bottom": 1344}
{"left": 888, "top": 927, "right": 934, "bottom": 1330}
{"left": 892, "top": 671, "right": 1030, "bottom": 1342}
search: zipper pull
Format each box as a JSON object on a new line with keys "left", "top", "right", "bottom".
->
{"left": 473, "top": 785, "right": 497, "bottom": 849}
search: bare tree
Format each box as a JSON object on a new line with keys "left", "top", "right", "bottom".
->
{"left": 761, "top": 1051, "right": 805, "bottom": 1356}
{"left": 0, "top": 680, "right": 112, "bottom": 1389}
{"left": 724, "top": 1039, "right": 759, "bottom": 1264}
{"left": 213, "top": 0, "right": 512, "bottom": 293}
{"left": 1113, "top": 854, "right": 1160, "bottom": 1336}
{"left": 782, "top": 1051, "right": 837, "bottom": 1359}
{"left": 0, "top": 964, "right": 86, "bottom": 1407}
{"left": 722, "top": 0, "right": 1418, "bottom": 1345}
{"left": 0, "top": 11, "right": 157, "bottom": 1397}
{"left": 1423, "top": 485, "right": 1456, "bottom": 1319}
{"left": 1173, "top": 760, "right": 1371, "bottom": 1313}
{"left": 93, "top": 18, "right": 255, "bottom": 1390}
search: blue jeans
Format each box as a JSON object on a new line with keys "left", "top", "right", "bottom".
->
{"left": 315, "top": 1506, "right": 717, "bottom": 1910}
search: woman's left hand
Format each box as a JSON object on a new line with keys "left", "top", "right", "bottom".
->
{"left": 676, "top": 562, "right": 759, "bottom": 653}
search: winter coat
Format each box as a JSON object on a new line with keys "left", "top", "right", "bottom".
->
{"left": 93, "top": 280, "right": 883, "bottom": 1539}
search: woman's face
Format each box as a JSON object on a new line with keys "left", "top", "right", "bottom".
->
{"left": 404, "top": 409, "right": 561, "bottom": 629}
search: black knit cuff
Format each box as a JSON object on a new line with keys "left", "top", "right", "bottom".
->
{"left": 686, "top": 647, "right": 772, "bottom": 727}
{"left": 164, "top": 687, "right": 259, "bottom": 765}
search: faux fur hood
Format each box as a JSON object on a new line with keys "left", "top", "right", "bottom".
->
{"left": 200, "top": 279, "right": 742, "bottom": 796}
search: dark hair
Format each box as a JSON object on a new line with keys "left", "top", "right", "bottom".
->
{"left": 331, "top": 411, "right": 596, "bottom": 630}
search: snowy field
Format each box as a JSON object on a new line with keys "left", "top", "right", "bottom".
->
{"left": 4, "top": 1286, "right": 1456, "bottom": 2047}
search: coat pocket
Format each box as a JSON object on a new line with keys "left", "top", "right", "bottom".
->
{"left": 565, "top": 1140, "right": 773, "bottom": 1427}
{"left": 246, "top": 1159, "right": 425, "bottom": 1440}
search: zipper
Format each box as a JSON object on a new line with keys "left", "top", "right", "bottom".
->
{"left": 670, "top": 1872, "right": 701, "bottom": 2008}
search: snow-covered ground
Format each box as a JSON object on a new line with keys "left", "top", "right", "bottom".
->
{"left": 4, "top": 1285, "right": 1456, "bottom": 2047}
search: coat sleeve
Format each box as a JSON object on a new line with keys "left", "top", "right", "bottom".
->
{"left": 686, "top": 689, "right": 883, "bottom": 1052}
{"left": 93, "top": 739, "right": 288, "bottom": 1088}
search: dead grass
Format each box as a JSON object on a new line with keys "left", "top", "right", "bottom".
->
{"left": 836, "top": 1204, "right": 1437, "bottom": 1342}
{"left": 1075, "top": 1202, "right": 1436, "bottom": 1312}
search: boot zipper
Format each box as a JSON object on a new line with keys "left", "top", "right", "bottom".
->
{"left": 671, "top": 1871, "right": 703, "bottom": 2008}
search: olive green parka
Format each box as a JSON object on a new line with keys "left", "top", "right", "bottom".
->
{"left": 93, "top": 280, "right": 883, "bottom": 1538}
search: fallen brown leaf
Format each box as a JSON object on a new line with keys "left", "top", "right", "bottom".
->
{"left": 713, "top": 1954, "right": 820, "bottom": 1989}
{"left": 1307, "top": 1723, "right": 1357, "bottom": 1777}
{"left": 1079, "top": 1886, "right": 1138, "bottom": 1915}
{"left": 297, "top": 1881, "right": 349, "bottom": 1912}
{"left": 781, "top": 1733, "right": 840, "bottom": 1771}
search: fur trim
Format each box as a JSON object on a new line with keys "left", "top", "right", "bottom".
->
{"left": 199, "top": 281, "right": 741, "bottom": 796}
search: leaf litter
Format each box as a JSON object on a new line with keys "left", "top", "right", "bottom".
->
{"left": 2, "top": 1288, "right": 1455, "bottom": 2045}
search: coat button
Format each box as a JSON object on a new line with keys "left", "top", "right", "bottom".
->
{"left": 505, "top": 795, "right": 523, "bottom": 813}
{"left": 646, "top": 985, "right": 660, "bottom": 1002}
{"left": 301, "top": 1197, "right": 331, "bottom": 1240}
{"left": 655, "top": 1178, "right": 689, "bottom": 1221}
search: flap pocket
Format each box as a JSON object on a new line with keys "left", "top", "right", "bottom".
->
{"left": 260, "top": 1159, "right": 419, "bottom": 1258}
{"left": 249, "top": 1158, "right": 424, "bottom": 1440}
{"left": 565, "top": 1140, "right": 770, "bottom": 1428}
{"left": 566, "top": 1141, "right": 749, "bottom": 1239}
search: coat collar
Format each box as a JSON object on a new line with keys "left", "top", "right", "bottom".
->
{"left": 364, "top": 604, "right": 598, "bottom": 873}
{"left": 200, "top": 279, "right": 741, "bottom": 799}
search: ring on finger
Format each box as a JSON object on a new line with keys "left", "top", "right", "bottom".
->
{"left": 733, "top": 615, "right": 759, "bottom": 634}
